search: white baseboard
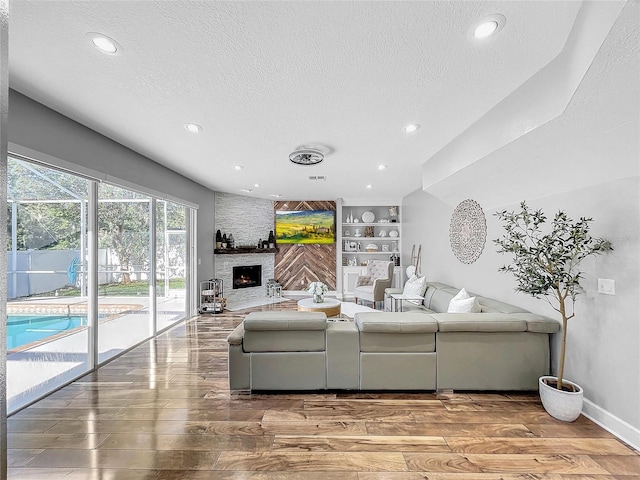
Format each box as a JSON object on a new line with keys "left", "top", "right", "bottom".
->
{"left": 582, "top": 398, "right": 640, "bottom": 451}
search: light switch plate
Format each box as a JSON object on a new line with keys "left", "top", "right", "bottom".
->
{"left": 597, "top": 278, "right": 615, "bottom": 295}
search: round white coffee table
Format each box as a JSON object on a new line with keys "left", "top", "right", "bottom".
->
{"left": 297, "top": 297, "right": 341, "bottom": 317}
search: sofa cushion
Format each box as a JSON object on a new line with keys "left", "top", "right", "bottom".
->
{"left": 243, "top": 311, "right": 327, "bottom": 331}
{"left": 432, "top": 313, "right": 527, "bottom": 332}
{"left": 356, "top": 312, "right": 437, "bottom": 353}
{"left": 516, "top": 313, "right": 561, "bottom": 333}
{"left": 355, "top": 312, "right": 438, "bottom": 333}
{"left": 401, "top": 303, "right": 434, "bottom": 313}
{"left": 422, "top": 285, "right": 437, "bottom": 309}
{"left": 244, "top": 330, "right": 326, "bottom": 353}
{"left": 429, "top": 288, "right": 457, "bottom": 313}
{"left": 478, "top": 297, "right": 529, "bottom": 314}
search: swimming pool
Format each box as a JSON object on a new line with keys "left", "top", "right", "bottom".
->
{"left": 7, "top": 315, "right": 88, "bottom": 350}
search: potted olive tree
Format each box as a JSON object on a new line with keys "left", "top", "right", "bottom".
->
{"left": 494, "top": 201, "right": 612, "bottom": 421}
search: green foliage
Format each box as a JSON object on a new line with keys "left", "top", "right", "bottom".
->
{"left": 33, "top": 278, "right": 186, "bottom": 298}
{"left": 494, "top": 201, "right": 613, "bottom": 390}
{"left": 494, "top": 202, "right": 612, "bottom": 311}
{"left": 98, "top": 185, "right": 151, "bottom": 283}
{"left": 7, "top": 158, "right": 88, "bottom": 250}
{"left": 12, "top": 202, "right": 82, "bottom": 250}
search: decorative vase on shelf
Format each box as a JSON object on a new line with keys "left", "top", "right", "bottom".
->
{"left": 313, "top": 294, "right": 324, "bottom": 303}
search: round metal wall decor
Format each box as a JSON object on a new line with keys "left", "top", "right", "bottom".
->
{"left": 449, "top": 199, "right": 487, "bottom": 264}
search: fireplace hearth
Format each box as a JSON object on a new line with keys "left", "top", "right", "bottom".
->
{"left": 233, "top": 265, "right": 262, "bottom": 289}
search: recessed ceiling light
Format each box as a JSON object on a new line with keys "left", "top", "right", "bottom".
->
{"left": 366, "top": 184, "right": 374, "bottom": 189}
{"left": 240, "top": 189, "right": 253, "bottom": 193}
{"left": 475, "top": 21, "right": 498, "bottom": 38}
{"left": 270, "top": 194, "right": 283, "bottom": 198}
{"left": 184, "top": 123, "right": 203, "bottom": 133}
{"left": 234, "top": 165, "right": 243, "bottom": 170}
{"left": 471, "top": 14, "right": 506, "bottom": 39}
{"left": 404, "top": 124, "right": 420, "bottom": 133}
{"left": 86, "top": 33, "right": 122, "bottom": 55}
{"left": 254, "top": 183, "right": 261, "bottom": 188}
{"left": 378, "top": 164, "right": 388, "bottom": 170}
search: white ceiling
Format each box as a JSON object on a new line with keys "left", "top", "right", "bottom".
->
{"left": 8, "top": 1, "right": 588, "bottom": 201}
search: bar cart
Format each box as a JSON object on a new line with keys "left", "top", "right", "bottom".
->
{"left": 199, "top": 278, "right": 225, "bottom": 314}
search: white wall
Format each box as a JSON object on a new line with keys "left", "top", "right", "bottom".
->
{"left": 7, "top": 90, "right": 216, "bottom": 288}
{"left": 402, "top": 1, "right": 639, "bottom": 447}
{"left": 403, "top": 178, "right": 639, "bottom": 441}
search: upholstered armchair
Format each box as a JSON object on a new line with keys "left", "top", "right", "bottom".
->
{"left": 354, "top": 260, "right": 394, "bottom": 309}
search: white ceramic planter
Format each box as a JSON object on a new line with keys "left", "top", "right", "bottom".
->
{"left": 539, "top": 375, "right": 584, "bottom": 422}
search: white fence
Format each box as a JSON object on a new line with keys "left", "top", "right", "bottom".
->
{"left": 6, "top": 248, "right": 125, "bottom": 299}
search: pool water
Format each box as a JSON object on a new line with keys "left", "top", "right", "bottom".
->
{"left": 7, "top": 315, "right": 88, "bottom": 350}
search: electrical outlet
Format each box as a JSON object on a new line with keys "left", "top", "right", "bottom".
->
{"left": 597, "top": 278, "right": 615, "bottom": 295}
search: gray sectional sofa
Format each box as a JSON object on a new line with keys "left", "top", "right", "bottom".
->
{"left": 227, "top": 281, "right": 560, "bottom": 392}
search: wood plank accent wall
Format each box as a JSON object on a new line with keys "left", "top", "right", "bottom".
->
{"left": 274, "top": 201, "right": 336, "bottom": 291}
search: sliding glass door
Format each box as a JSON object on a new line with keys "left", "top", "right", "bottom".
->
{"left": 156, "top": 200, "right": 187, "bottom": 331}
{"left": 6, "top": 157, "right": 90, "bottom": 411}
{"left": 97, "top": 184, "right": 152, "bottom": 363}
{"left": 6, "top": 156, "right": 194, "bottom": 413}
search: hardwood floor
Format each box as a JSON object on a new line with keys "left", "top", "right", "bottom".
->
{"left": 7, "top": 299, "right": 640, "bottom": 479}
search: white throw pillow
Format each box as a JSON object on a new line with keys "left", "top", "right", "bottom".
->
{"left": 402, "top": 275, "right": 427, "bottom": 297}
{"left": 448, "top": 288, "right": 481, "bottom": 313}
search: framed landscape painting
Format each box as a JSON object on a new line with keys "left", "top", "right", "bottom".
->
{"left": 275, "top": 210, "right": 335, "bottom": 244}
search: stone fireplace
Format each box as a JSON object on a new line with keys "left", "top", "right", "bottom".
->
{"left": 214, "top": 253, "right": 274, "bottom": 308}
{"left": 214, "top": 192, "right": 277, "bottom": 308}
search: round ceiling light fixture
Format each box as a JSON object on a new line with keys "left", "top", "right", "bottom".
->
{"left": 289, "top": 145, "right": 327, "bottom": 166}
{"left": 470, "top": 14, "right": 506, "bottom": 39}
{"left": 86, "top": 32, "right": 122, "bottom": 55}
{"left": 404, "top": 123, "right": 421, "bottom": 133}
{"left": 184, "top": 123, "right": 203, "bottom": 133}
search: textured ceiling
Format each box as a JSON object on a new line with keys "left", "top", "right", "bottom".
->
{"left": 8, "top": 1, "right": 587, "bottom": 201}
{"left": 425, "top": 0, "right": 638, "bottom": 208}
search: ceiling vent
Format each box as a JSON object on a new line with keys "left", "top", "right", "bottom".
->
{"left": 289, "top": 144, "right": 328, "bottom": 166}
{"left": 308, "top": 176, "right": 326, "bottom": 181}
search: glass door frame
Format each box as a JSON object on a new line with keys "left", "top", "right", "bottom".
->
{"left": 6, "top": 154, "right": 196, "bottom": 410}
